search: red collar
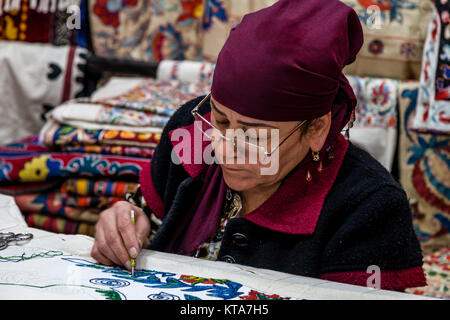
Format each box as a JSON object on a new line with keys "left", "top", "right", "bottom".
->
{"left": 169, "top": 113, "right": 349, "bottom": 235}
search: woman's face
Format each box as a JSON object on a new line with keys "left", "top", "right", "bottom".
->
{"left": 209, "top": 95, "right": 331, "bottom": 192}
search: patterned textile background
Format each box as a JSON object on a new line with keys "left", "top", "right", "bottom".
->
{"left": 89, "top": 0, "right": 204, "bottom": 62}
{"left": 406, "top": 247, "right": 450, "bottom": 299}
{"left": 14, "top": 178, "right": 138, "bottom": 236}
{"left": 398, "top": 80, "right": 450, "bottom": 256}
{"left": 412, "top": 0, "right": 450, "bottom": 134}
{"left": 346, "top": 75, "right": 399, "bottom": 171}
{"left": 0, "top": 76, "right": 211, "bottom": 236}
{"left": 0, "top": 0, "right": 87, "bottom": 46}
{"left": 342, "top": 0, "right": 433, "bottom": 80}
{"left": 0, "top": 137, "right": 147, "bottom": 236}
{"left": 156, "top": 59, "right": 215, "bottom": 84}
{"left": 88, "top": 0, "right": 436, "bottom": 72}
{"left": 0, "top": 142, "right": 150, "bottom": 183}
{"left": 88, "top": 0, "right": 277, "bottom": 63}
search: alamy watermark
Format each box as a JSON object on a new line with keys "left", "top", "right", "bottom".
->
{"left": 366, "top": 5, "right": 382, "bottom": 30}
{"left": 0, "top": 0, "right": 81, "bottom": 30}
{"left": 170, "top": 124, "right": 281, "bottom": 176}
{"left": 366, "top": 265, "right": 381, "bottom": 289}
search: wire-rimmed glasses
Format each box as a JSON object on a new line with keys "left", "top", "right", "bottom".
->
{"left": 191, "top": 92, "right": 307, "bottom": 161}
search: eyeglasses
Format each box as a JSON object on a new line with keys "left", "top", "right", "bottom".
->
{"left": 191, "top": 92, "right": 307, "bottom": 159}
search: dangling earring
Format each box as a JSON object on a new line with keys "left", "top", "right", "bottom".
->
{"left": 307, "top": 151, "right": 319, "bottom": 182}
{"left": 312, "top": 150, "right": 323, "bottom": 173}
{"left": 317, "top": 160, "right": 324, "bottom": 173}
{"left": 306, "top": 169, "right": 312, "bottom": 182}
{"left": 312, "top": 150, "right": 320, "bottom": 162}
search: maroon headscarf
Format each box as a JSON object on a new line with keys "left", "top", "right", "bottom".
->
{"left": 211, "top": 0, "right": 363, "bottom": 150}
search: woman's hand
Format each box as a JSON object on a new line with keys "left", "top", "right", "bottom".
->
{"left": 91, "top": 201, "right": 151, "bottom": 270}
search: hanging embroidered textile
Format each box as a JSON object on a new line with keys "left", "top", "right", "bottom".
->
{"left": 89, "top": 0, "right": 202, "bottom": 62}
{"left": 346, "top": 75, "right": 399, "bottom": 170}
{"left": 412, "top": 0, "right": 450, "bottom": 134}
{"left": 341, "top": 0, "right": 433, "bottom": 80}
{"left": 398, "top": 80, "right": 450, "bottom": 255}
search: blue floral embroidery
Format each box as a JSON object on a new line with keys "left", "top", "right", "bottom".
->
{"left": 146, "top": 23, "right": 189, "bottom": 61}
{"left": 63, "top": 257, "right": 245, "bottom": 300}
{"left": 203, "top": 0, "right": 227, "bottom": 30}
{"left": 148, "top": 291, "right": 181, "bottom": 300}
{"left": 39, "top": 155, "right": 141, "bottom": 179}
{"left": 0, "top": 160, "right": 11, "bottom": 181}
{"left": 407, "top": 136, "right": 449, "bottom": 165}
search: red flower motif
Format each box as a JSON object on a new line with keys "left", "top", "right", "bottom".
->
{"left": 93, "top": 0, "right": 138, "bottom": 28}
{"left": 239, "top": 290, "right": 290, "bottom": 300}
{"left": 371, "top": 81, "right": 390, "bottom": 105}
{"left": 177, "top": 0, "right": 204, "bottom": 23}
{"left": 368, "top": 39, "right": 384, "bottom": 55}
{"left": 400, "top": 42, "right": 418, "bottom": 59}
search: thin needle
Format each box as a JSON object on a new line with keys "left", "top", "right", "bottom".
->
{"left": 130, "top": 209, "right": 136, "bottom": 277}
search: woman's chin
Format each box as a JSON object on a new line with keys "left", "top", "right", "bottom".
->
{"left": 221, "top": 169, "right": 255, "bottom": 191}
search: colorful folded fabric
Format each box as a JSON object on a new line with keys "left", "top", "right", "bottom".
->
{"left": 347, "top": 75, "right": 399, "bottom": 171}
{"left": 25, "top": 213, "right": 95, "bottom": 236}
{"left": 0, "top": 149, "right": 150, "bottom": 183}
{"left": 14, "top": 190, "right": 122, "bottom": 211}
{"left": 14, "top": 192, "right": 101, "bottom": 224}
{"left": 0, "top": 136, "right": 49, "bottom": 153}
{"left": 40, "top": 121, "right": 161, "bottom": 149}
{"left": 89, "top": 0, "right": 202, "bottom": 62}
{"left": 48, "top": 102, "right": 171, "bottom": 128}
{"left": 60, "top": 145, "right": 155, "bottom": 158}
{"left": 342, "top": 0, "right": 433, "bottom": 80}
{"left": 406, "top": 247, "right": 450, "bottom": 299}
{"left": 0, "top": 41, "right": 87, "bottom": 144}
{"left": 0, "top": 0, "right": 84, "bottom": 45}
{"left": 62, "top": 194, "right": 123, "bottom": 210}
{"left": 61, "top": 178, "right": 138, "bottom": 198}
{"left": 398, "top": 80, "right": 450, "bottom": 255}
{"left": 413, "top": 0, "right": 450, "bottom": 134}
{"left": 156, "top": 60, "right": 215, "bottom": 84}
{"left": 82, "top": 78, "right": 211, "bottom": 116}
{"left": 41, "top": 118, "right": 164, "bottom": 134}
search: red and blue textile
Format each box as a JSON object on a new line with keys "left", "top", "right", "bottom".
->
{"left": 0, "top": 139, "right": 150, "bottom": 183}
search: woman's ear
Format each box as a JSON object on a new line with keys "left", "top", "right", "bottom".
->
{"left": 307, "top": 112, "right": 331, "bottom": 152}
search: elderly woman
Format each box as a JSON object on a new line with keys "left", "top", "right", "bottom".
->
{"left": 91, "top": 0, "right": 426, "bottom": 291}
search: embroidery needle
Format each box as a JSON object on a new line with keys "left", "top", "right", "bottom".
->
{"left": 130, "top": 209, "right": 136, "bottom": 277}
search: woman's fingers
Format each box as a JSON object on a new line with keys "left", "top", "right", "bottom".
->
{"left": 113, "top": 201, "right": 150, "bottom": 257}
{"left": 91, "top": 201, "right": 151, "bottom": 270}
{"left": 104, "top": 204, "right": 135, "bottom": 270}
{"left": 91, "top": 242, "right": 114, "bottom": 267}
{"left": 92, "top": 222, "right": 122, "bottom": 266}
{"left": 92, "top": 203, "right": 131, "bottom": 269}
{"left": 116, "top": 203, "right": 141, "bottom": 260}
